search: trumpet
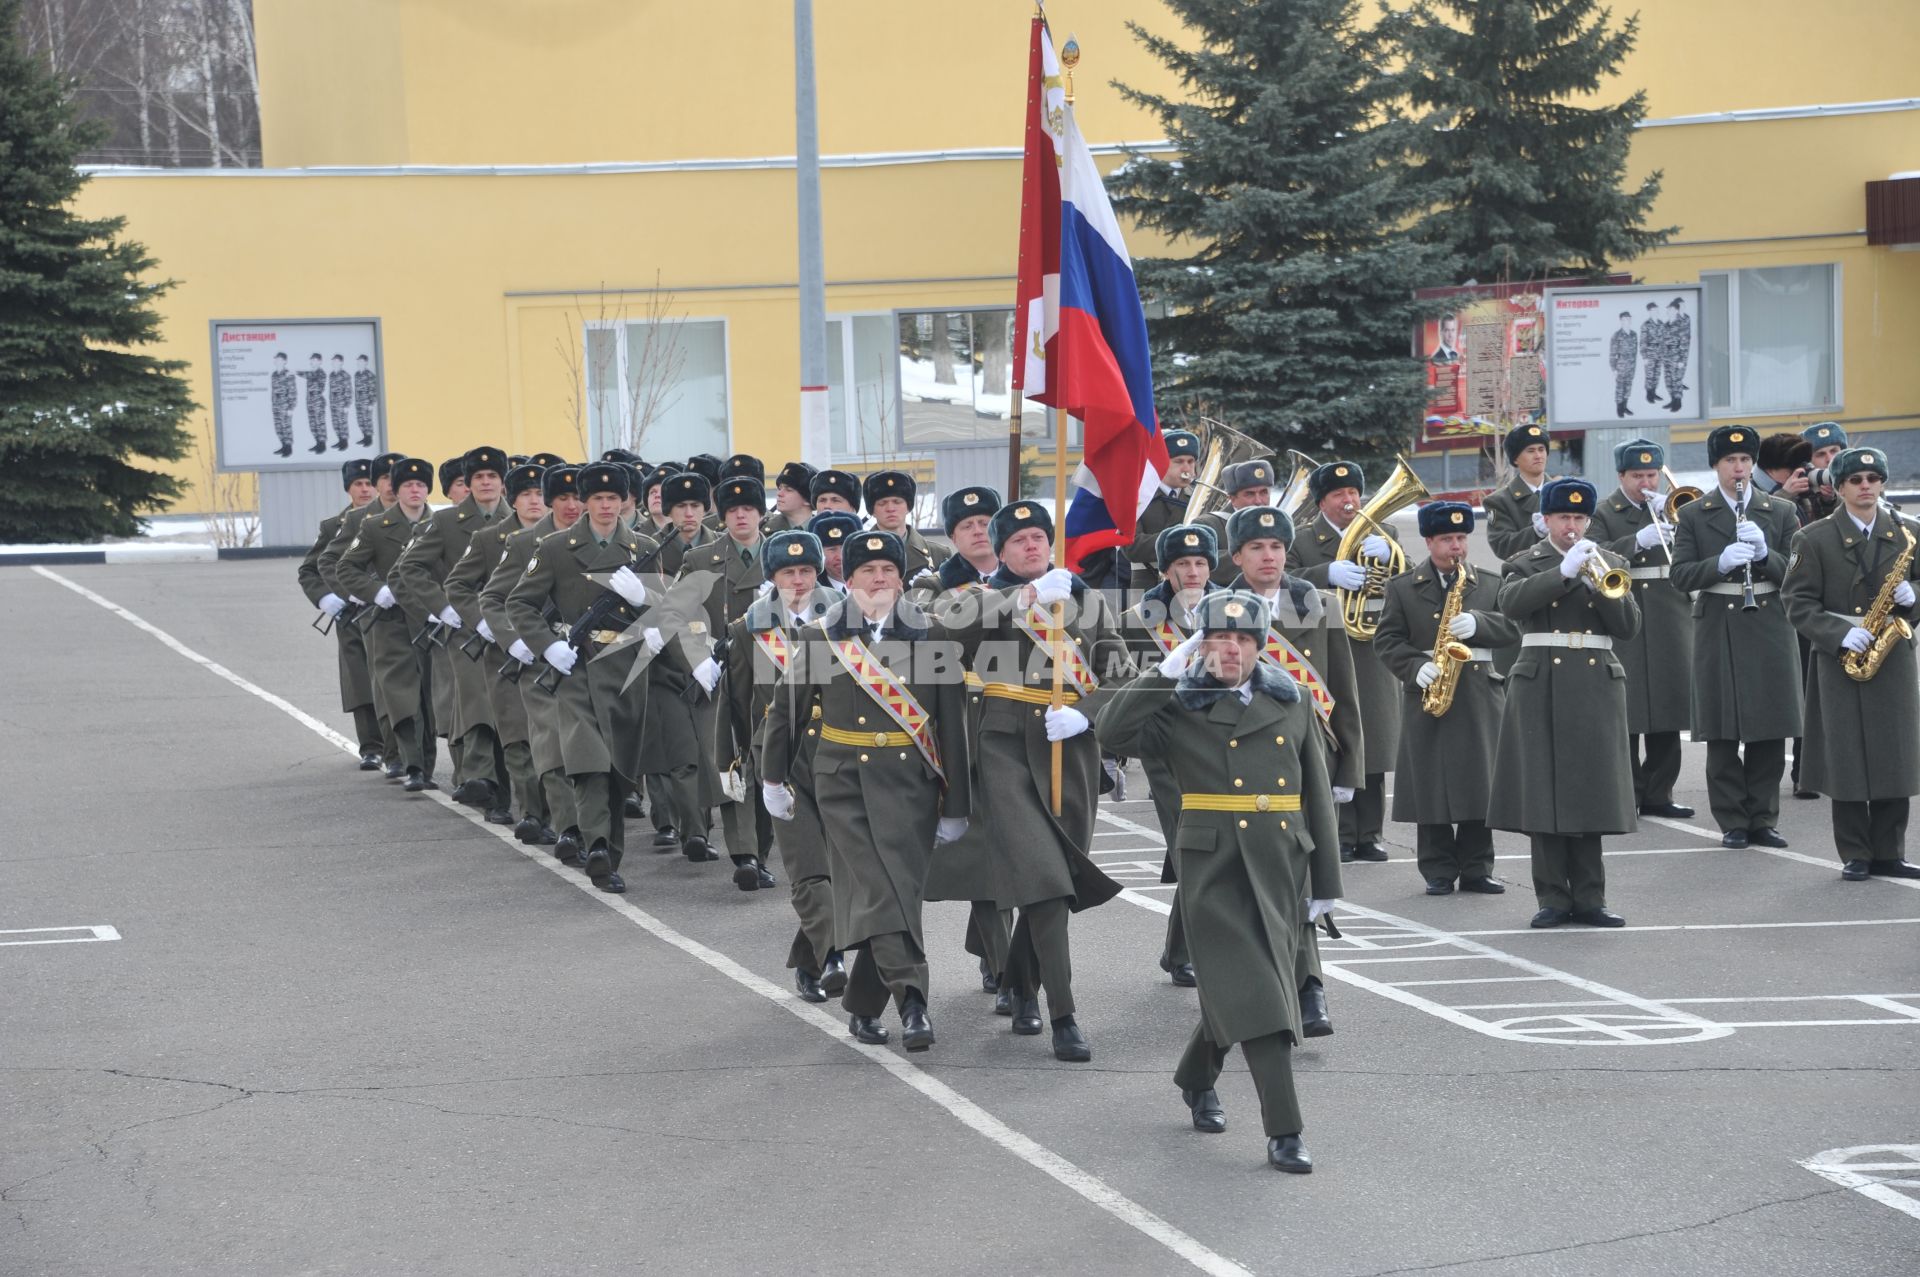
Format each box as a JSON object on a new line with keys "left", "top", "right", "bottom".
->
{"left": 1582, "top": 553, "right": 1633, "bottom": 600}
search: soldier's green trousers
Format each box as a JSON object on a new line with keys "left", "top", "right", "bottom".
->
{"left": 1174, "top": 1022, "right": 1303, "bottom": 1138}
{"left": 540, "top": 768, "right": 577, "bottom": 833}
{"left": 842, "top": 931, "right": 927, "bottom": 1017}
{"left": 570, "top": 770, "right": 630, "bottom": 855}
{"left": 351, "top": 706, "right": 381, "bottom": 755}
{"left": 1530, "top": 833, "right": 1606, "bottom": 913}
{"left": 1006, "top": 897, "right": 1075, "bottom": 1018}
{"left": 964, "top": 902, "right": 1013, "bottom": 981}
{"left": 1832, "top": 798, "right": 1911, "bottom": 865}
{"left": 1416, "top": 821, "right": 1494, "bottom": 884}
{"left": 645, "top": 766, "right": 702, "bottom": 839}
{"left": 1705, "top": 739, "right": 1785, "bottom": 833}
{"left": 1629, "top": 732, "right": 1683, "bottom": 808}
{"left": 458, "top": 725, "right": 508, "bottom": 800}
{"left": 1338, "top": 772, "right": 1387, "bottom": 846}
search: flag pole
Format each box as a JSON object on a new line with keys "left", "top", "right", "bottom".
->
{"left": 1049, "top": 34, "right": 1080, "bottom": 818}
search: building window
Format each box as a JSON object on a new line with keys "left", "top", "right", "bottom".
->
{"left": 1702, "top": 265, "right": 1840, "bottom": 416}
{"left": 826, "top": 314, "right": 900, "bottom": 464}
{"left": 585, "top": 318, "right": 731, "bottom": 459}
{"left": 893, "top": 308, "right": 1051, "bottom": 450}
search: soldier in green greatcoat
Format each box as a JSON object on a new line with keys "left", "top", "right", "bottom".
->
{"left": 300, "top": 457, "right": 382, "bottom": 768}
{"left": 1124, "top": 430, "right": 1199, "bottom": 592}
{"left": 863, "top": 470, "right": 952, "bottom": 580}
{"left": 1195, "top": 458, "right": 1277, "bottom": 587}
{"left": 1782, "top": 445, "right": 1920, "bottom": 880}
{"left": 1482, "top": 424, "right": 1552, "bottom": 561}
{"left": 319, "top": 452, "right": 405, "bottom": 776}
{"left": 642, "top": 471, "right": 722, "bottom": 860}
{"left": 1098, "top": 590, "right": 1343, "bottom": 1175}
{"left": 765, "top": 461, "right": 816, "bottom": 536}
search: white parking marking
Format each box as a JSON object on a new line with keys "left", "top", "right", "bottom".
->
{"left": 0, "top": 925, "right": 120, "bottom": 947}
{"left": 1800, "top": 1146, "right": 1920, "bottom": 1222}
{"left": 1642, "top": 813, "right": 1920, "bottom": 892}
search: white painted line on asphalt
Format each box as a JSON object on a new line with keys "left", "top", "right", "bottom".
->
{"left": 37, "top": 567, "right": 1250, "bottom": 1277}
{"left": 1800, "top": 1146, "right": 1920, "bottom": 1222}
{"left": 0, "top": 925, "right": 120, "bottom": 947}
{"left": 1641, "top": 813, "right": 1920, "bottom": 892}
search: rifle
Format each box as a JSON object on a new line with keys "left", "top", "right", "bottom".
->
{"left": 411, "top": 616, "right": 452, "bottom": 650}
{"left": 499, "top": 603, "right": 563, "bottom": 684}
{"left": 535, "top": 592, "right": 646, "bottom": 693}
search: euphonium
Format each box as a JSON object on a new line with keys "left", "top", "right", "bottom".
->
{"left": 1421, "top": 564, "right": 1474, "bottom": 717}
{"left": 1181, "top": 417, "right": 1273, "bottom": 526}
{"left": 1842, "top": 525, "right": 1917, "bottom": 682}
{"left": 1336, "top": 455, "right": 1430, "bottom": 640}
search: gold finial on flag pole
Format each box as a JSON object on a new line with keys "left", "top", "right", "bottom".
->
{"left": 1060, "top": 35, "right": 1079, "bottom": 105}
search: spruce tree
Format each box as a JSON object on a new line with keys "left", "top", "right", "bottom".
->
{"left": 0, "top": 0, "right": 194, "bottom": 543}
{"left": 1386, "top": 0, "right": 1673, "bottom": 283}
{"left": 1109, "top": 0, "right": 1453, "bottom": 463}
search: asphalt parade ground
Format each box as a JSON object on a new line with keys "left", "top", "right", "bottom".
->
{"left": 5, "top": 559, "right": 1919, "bottom": 1277}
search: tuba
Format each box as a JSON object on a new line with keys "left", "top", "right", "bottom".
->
{"left": 1182, "top": 417, "right": 1274, "bottom": 526}
{"left": 1273, "top": 449, "right": 1322, "bottom": 523}
{"left": 1336, "top": 455, "right": 1430, "bottom": 640}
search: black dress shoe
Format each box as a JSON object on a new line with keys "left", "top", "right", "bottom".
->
{"left": 1841, "top": 859, "right": 1871, "bottom": 881}
{"left": 794, "top": 969, "right": 827, "bottom": 1003}
{"left": 1458, "top": 877, "right": 1506, "bottom": 894}
{"left": 1639, "top": 801, "right": 1695, "bottom": 818}
{"left": 1425, "top": 877, "right": 1455, "bottom": 895}
{"left": 403, "top": 768, "right": 437, "bottom": 793}
{"left": 979, "top": 956, "right": 998, "bottom": 993}
{"left": 553, "top": 829, "right": 584, "bottom": 867}
{"left": 1159, "top": 953, "right": 1197, "bottom": 986}
{"left": 848, "top": 1014, "right": 889, "bottom": 1045}
{"left": 584, "top": 841, "right": 613, "bottom": 884}
{"left": 1011, "top": 994, "right": 1044, "bottom": 1035}
{"left": 1338, "top": 843, "right": 1356, "bottom": 864}
{"left": 819, "top": 953, "right": 848, "bottom": 996}
{"left": 901, "top": 1000, "right": 935, "bottom": 1052}
{"left": 731, "top": 857, "right": 761, "bottom": 891}
{"left": 1870, "top": 859, "right": 1920, "bottom": 879}
{"left": 756, "top": 863, "right": 777, "bottom": 889}
{"left": 537, "top": 825, "right": 559, "bottom": 845}
{"left": 653, "top": 826, "right": 680, "bottom": 852}
{"left": 1531, "top": 907, "right": 1572, "bottom": 928}
{"left": 1570, "top": 906, "right": 1626, "bottom": 928}
{"left": 1299, "top": 980, "right": 1332, "bottom": 1038}
{"left": 1721, "top": 829, "right": 1750, "bottom": 849}
{"left": 1748, "top": 827, "right": 1789, "bottom": 848}
{"left": 451, "top": 778, "right": 491, "bottom": 806}
{"left": 513, "top": 816, "right": 542, "bottom": 843}
{"left": 1182, "top": 1088, "right": 1226, "bottom": 1134}
{"left": 623, "top": 793, "right": 645, "bottom": 819}
{"left": 596, "top": 871, "right": 625, "bottom": 894}
{"left": 384, "top": 760, "right": 406, "bottom": 781}
{"left": 1793, "top": 787, "right": 1819, "bottom": 800}
{"left": 1351, "top": 842, "right": 1389, "bottom": 862}
{"left": 683, "top": 836, "right": 718, "bottom": 863}
{"left": 994, "top": 989, "right": 1013, "bottom": 1016}
{"left": 358, "top": 751, "right": 382, "bottom": 771}
{"left": 1051, "top": 1016, "right": 1091, "bottom": 1062}
{"left": 484, "top": 806, "right": 513, "bottom": 825}
{"left": 1268, "top": 1134, "right": 1312, "bottom": 1173}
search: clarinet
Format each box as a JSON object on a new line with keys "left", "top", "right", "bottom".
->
{"left": 1734, "top": 476, "right": 1759, "bottom": 612}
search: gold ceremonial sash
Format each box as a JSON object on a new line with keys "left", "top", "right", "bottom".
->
{"left": 1012, "top": 603, "right": 1098, "bottom": 697}
{"left": 1259, "top": 629, "right": 1335, "bottom": 724}
{"left": 752, "top": 627, "right": 791, "bottom": 673}
{"left": 1147, "top": 617, "right": 1186, "bottom": 657}
{"left": 824, "top": 635, "right": 944, "bottom": 780}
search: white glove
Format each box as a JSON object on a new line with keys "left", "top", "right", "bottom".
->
{"left": 1717, "top": 542, "right": 1758, "bottom": 574}
{"left": 508, "top": 639, "right": 535, "bottom": 665}
{"left": 1033, "top": 567, "right": 1076, "bottom": 607}
{"left": 935, "top": 816, "right": 970, "bottom": 845}
{"left": 1559, "top": 540, "right": 1595, "bottom": 580}
{"left": 374, "top": 585, "right": 397, "bottom": 609}
{"left": 476, "top": 617, "right": 495, "bottom": 644}
{"left": 1327, "top": 560, "right": 1368, "bottom": 590}
{"left": 437, "top": 604, "right": 462, "bottom": 630}
{"left": 1044, "top": 705, "right": 1090, "bottom": 741}
{"left": 761, "top": 782, "right": 795, "bottom": 822}
{"left": 542, "top": 640, "right": 577, "bottom": 675}
{"left": 318, "top": 593, "right": 346, "bottom": 617}
{"left": 1307, "top": 898, "right": 1338, "bottom": 922}
{"left": 1332, "top": 786, "right": 1354, "bottom": 805}
{"left": 1415, "top": 661, "right": 1442, "bottom": 689}
{"left": 757, "top": 579, "right": 777, "bottom": 599}
{"left": 1531, "top": 511, "right": 1549, "bottom": 538}
{"left": 1446, "top": 611, "right": 1477, "bottom": 640}
{"left": 1735, "top": 519, "right": 1765, "bottom": 548}
{"left": 692, "top": 656, "right": 721, "bottom": 693}
{"left": 608, "top": 565, "right": 648, "bottom": 607}
{"left": 643, "top": 627, "right": 666, "bottom": 655}
{"left": 1895, "top": 581, "right": 1916, "bottom": 609}
{"left": 1159, "top": 631, "right": 1205, "bottom": 679}
{"left": 1361, "top": 534, "right": 1392, "bottom": 560}
{"left": 1634, "top": 522, "right": 1665, "bottom": 551}
{"left": 1841, "top": 627, "right": 1874, "bottom": 654}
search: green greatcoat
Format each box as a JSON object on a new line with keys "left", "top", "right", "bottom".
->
{"left": 481, "top": 515, "right": 568, "bottom": 779}
{"left": 1372, "top": 560, "right": 1519, "bottom": 825}
{"left": 918, "top": 577, "right": 999, "bottom": 906}
{"left": 760, "top": 602, "right": 972, "bottom": 952}
{"left": 1669, "top": 485, "right": 1804, "bottom": 742}
{"left": 1487, "top": 541, "right": 1642, "bottom": 836}
{"left": 1586, "top": 489, "right": 1694, "bottom": 735}
{"left": 1097, "top": 667, "right": 1343, "bottom": 1048}
{"left": 935, "top": 572, "right": 1128, "bottom": 913}
{"left": 684, "top": 533, "right": 767, "bottom": 795}
{"left": 299, "top": 503, "right": 374, "bottom": 713}
{"left": 1291, "top": 511, "right": 1404, "bottom": 770}
{"left": 1224, "top": 575, "right": 1366, "bottom": 791}
{"left": 728, "top": 588, "right": 841, "bottom": 880}
{"left": 892, "top": 526, "right": 954, "bottom": 582}
{"left": 334, "top": 506, "right": 433, "bottom": 729}
{"left": 1120, "top": 579, "right": 1214, "bottom": 880}
{"left": 394, "top": 495, "right": 508, "bottom": 747}
{"left": 503, "top": 522, "right": 657, "bottom": 782}
{"left": 1482, "top": 477, "right": 1545, "bottom": 561}
{"left": 1783, "top": 507, "right": 1920, "bottom": 801}
{"left": 448, "top": 514, "right": 545, "bottom": 748}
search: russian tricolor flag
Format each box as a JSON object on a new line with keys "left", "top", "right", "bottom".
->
{"left": 1012, "top": 18, "right": 1168, "bottom": 572}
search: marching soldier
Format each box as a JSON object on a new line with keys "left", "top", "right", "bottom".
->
{"left": 687, "top": 454, "right": 726, "bottom": 531}
{"left": 1196, "top": 459, "right": 1277, "bottom": 586}
{"left": 1586, "top": 439, "right": 1696, "bottom": 819}
{"left": 1782, "top": 446, "right": 1920, "bottom": 881}
{"left": 352, "top": 354, "right": 377, "bottom": 447}
{"left": 1661, "top": 296, "right": 1691, "bottom": 411}
{"left": 653, "top": 470, "right": 718, "bottom": 576}
{"left": 1670, "top": 425, "right": 1804, "bottom": 849}
{"left": 326, "top": 354, "right": 352, "bottom": 449}
{"left": 1126, "top": 429, "right": 1199, "bottom": 590}
{"left": 639, "top": 465, "right": 678, "bottom": 539}
{"left": 298, "top": 353, "right": 329, "bottom": 454}
{"left": 1120, "top": 522, "right": 1221, "bottom": 985}
{"left": 1483, "top": 423, "right": 1552, "bottom": 561}
{"left": 915, "top": 484, "right": 1001, "bottom": 595}
{"left": 439, "top": 458, "right": 469, "bottom": 508}
{"left": 1609, "top": 312, "right": 1637, "bottom": 418}
{"left": 1373, "top": 502, "right": 1518, "bottom": 894}
{"left": 299, "top": 457, "right": 383, "bottom": 767}
{"left": 642, "top": 471, "right": 720, "bottom": 860}
{"left": 864, "top": 470, "right": 952, "bottom": 579}
{"left": 335, "top": 457, "right": 440, "bottom": 791}
{"left": 504, "top": 462, "right": 658, "bottom": 893}
{"left": 761, "top": 530, "right": 972, "bottom": 1050}
{"left": 1291, "top": 461, "right": 1401, "bottom": 865}
{"left": 808, "top": 510, "right": 860, "bottom": 593}
{"left": 1638, "top": 302, "right": 1666, "bottom": 406}
{"left": 766, "top": 461, "right": 817, "bottom": 535}
{"left": 1489, "top": 478, "right": 1641, "bottom": 927}
{"left": 808, "top": 468, "right": 862, "bottom": 516}
{"left": 1097, "top": 590, "right": 1343, "bottom": 1174}
{"left": 318, "top": 451, "right": 406, "bottom": 776}
{"left": 723, "top": 530, "right": 844, "bottom": 995}
{"left": 269, "top": 352, "right": 296, "bottom": 457}
{"left": 936, "top": 502, "right": 1127, "bottom": 1061}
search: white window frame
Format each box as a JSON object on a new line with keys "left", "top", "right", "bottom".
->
{"left": 889, "top": 305, "right": 1056, "bottom": 451}
{"left": 583, "top": 314, "right": 734, "bottom": 458}
{"left": 1701, "top": 264, "right": 1844, "bottom": 419}
{"left": 826, "top": 309, "right": 900, "bottom": 458}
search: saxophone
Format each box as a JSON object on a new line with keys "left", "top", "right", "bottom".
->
{"left": 1842, "top": 525, "right": 1917, "bottom": 682}
{"left": 1421, "top": 565, "right": 1476, "bottom": 716}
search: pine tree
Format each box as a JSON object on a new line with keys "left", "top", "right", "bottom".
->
{"left": 1386, "top": 0, "right": 1673, "bottom": 284}
{"left": 0, "top": 0, "right": 194, "bottom": 543}
{"left": 1109, "top": 0, "right": 1454, "bottom": 463}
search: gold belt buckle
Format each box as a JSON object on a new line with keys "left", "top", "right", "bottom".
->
{"left": 872, "top": 731, "right": 890, "bottom": 746}
{"left": 1254, "top": 794, "right": 1271, "bottom": 812}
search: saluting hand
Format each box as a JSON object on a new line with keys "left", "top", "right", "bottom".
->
{"left": 1158, "top": 631, "right": 1206, "bottom": 680}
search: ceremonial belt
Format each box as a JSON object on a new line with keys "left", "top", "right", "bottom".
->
{"left": 1520, "top": 632, "right": 1614, "bottom": 650}
{"left": 1628, "top": 566, "right": 1670, "bottom": 580}
{"left": 1826, "top": 611, "right": 1873, "bottom": 625}
{"left": 1182, "top": 792, "right": 1302, "bottom": 813}
{"left": 820, "top": 725, "right": 914, "bottom": 748}
{"left": 752, "top": 628, "right": 791, "bottom": 672}
{"left": 589, "top": 630, "right": 624, "bottom": 646}
{"left": 1258, "top": 629, "right": 1334, "bottom": 724}
{"left": 1464, "top": 647, "right": 1494, "bottom": 663}
{"left": 823, "top": 635, "right": 943, "bottom": 779}
{"left": 1013, "top": 604, "right": 1098, "bottom": 696}
{"left": 1362, "top": 598, "right": 1385, "bottom": 613}
{"left": 1703, "top": 581, "right": 1777, "bottom": 596}
{"left": 982, "top": 683, "right": 1080, "bottom": 706}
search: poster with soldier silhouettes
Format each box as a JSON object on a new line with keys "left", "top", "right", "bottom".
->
{"left": 210, "top": 318, "right": 386, "bottom": 471}
{"left": 1543, "top": 284, "right": 1706, "bottom": 430}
